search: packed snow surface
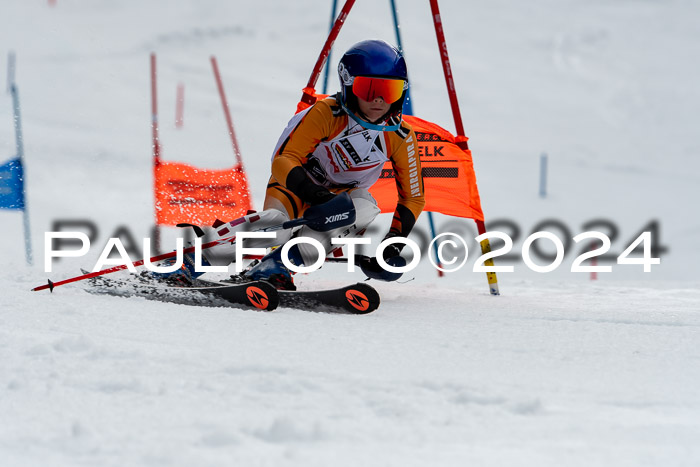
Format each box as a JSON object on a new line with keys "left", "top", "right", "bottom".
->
{"left": 1, "top": 0, "right": 699, "bottom": 466}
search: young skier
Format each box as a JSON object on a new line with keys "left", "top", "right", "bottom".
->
{"left": 204, "top": 39, "right": 426, "bottom": 290}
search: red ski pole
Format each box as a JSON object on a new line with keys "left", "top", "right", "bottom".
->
{"left": 32, "top": 203, "right": 339, "bottom": 292}
{"left": 31, "top": 234, "right": 239, "bottom": 292}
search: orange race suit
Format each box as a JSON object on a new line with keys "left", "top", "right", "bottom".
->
{"left": 264, "top": 94, "right": 425, "bottom": 239}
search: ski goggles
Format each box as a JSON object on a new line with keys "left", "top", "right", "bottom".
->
{"left": 352, "top": 76, "right": 407, "bottom": 104}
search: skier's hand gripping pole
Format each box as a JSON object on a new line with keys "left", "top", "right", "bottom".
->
{"left": 358, "top": 242, "right": 407, "bottom": 282}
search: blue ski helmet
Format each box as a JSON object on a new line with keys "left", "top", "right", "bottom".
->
{"left": 338, "top": 39, "right": 408, "bottom": 131}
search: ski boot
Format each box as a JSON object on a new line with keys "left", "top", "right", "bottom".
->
{"left": 150, "top": 251, "right": 211, "bottom": 286}
{"left": 226, "top": 246, "right": 301, "bottom": 291}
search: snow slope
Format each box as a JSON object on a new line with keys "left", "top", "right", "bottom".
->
{"left": 3, "top": 273, "right": 700, "bottom": 467}
{"left": 1, "top": 0, "right": 699, "bottom": 465}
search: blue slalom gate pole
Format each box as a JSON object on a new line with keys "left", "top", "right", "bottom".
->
{"left": 6, "top": 51, "right": 16, "bottom": 94}
{"left": 320, "top": 0, "right": 339, "bottom": 94}
{"left": 10, "top": 84, "right": 32, "bottom": 265}
{"left": 389, "top": 0, "right": 442, "bottom": 275}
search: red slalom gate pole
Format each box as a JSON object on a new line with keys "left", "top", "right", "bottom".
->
{"left": 429, "top": 0, "right": 467, "bottom": 144}
{"left": 211, "top": 56, "right": 244, "bottom": 169}
{"left": 150, "top": 54, "right": 160, "bottom": 164}
{"left": 298, "top": 0, "right": 356, "bottom": 110}
{"left": 150, "top": 53, "right": 162, "bottom": 253}
{"left": 429, "top": 0, "right": 499, "bottom": 295}
{"left": 590, "top": 241, "right": 598, "bottom": 280}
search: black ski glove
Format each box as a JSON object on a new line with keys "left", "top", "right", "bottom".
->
{"left": 358, "top": 234, "right": 407, "bottom": 282}
{"left": 285, "top": 166, "right": 335, "bottom": 205}
{"left": 381, "top": 244, "right": 402, "bottom": 261}
{"left": 381, "top": 234, "right": 404, "bottom": 261}
{"left": 301, "top": 184, "right": 336, "bottom": 206}
{"left": 359, "top": 254, "right": 406, "bottom": 282}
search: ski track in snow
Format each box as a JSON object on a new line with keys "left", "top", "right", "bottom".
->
{"left": 2, "top": 0, "right": 700, "bottom": 465}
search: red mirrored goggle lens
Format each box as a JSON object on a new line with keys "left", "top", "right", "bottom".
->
{"left": 352, "top": 77, "right": 406, "bottom": 104}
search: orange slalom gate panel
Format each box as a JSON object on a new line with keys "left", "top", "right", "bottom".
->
{"left": 369, "top": 115, "right": 484, "bottom": 221}
{"left": 155, "top": 161, "right": 252, "bottom": 226}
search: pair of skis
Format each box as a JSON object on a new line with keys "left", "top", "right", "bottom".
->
{"left": 83, "top": 271, "right": 380, "bottom": 314}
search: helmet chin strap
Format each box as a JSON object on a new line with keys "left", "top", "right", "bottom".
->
{"left": 340, "top": 100, "right": 401, "bottom": 132}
